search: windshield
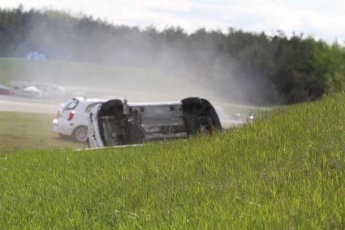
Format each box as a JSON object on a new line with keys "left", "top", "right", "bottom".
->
{"left": 62, "top": 99, "right": 79, "bottom": 111}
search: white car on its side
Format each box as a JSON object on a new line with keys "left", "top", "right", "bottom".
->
{"left": 87, "top": 97, "right": 223, "bottom": 149}
{"left": 52, "top": 97, "right": 107, "bottom": 142}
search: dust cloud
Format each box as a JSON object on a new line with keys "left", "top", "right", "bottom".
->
{"left": 5, "top": 10, "right": 279, "bottom": 115}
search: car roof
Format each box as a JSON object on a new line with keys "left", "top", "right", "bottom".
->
{"left": 69, "top": 96, "right": 106, "bottom": 102}
{"left": 61, "top": 98, "right": 106, "bottom": 111}
{"left": 74, "top": 98, "right": 107, "bottom": 106}
{"left": 82, "top": 98, "right": 107, "bottom": 103}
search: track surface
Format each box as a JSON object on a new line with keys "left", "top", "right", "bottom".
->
{"left": 0, "top": 96, "right": 59, "bottom": 114}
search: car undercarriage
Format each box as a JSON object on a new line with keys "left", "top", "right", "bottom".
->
{"left": 88, "top": 97, "right": 222, "bottom": 148}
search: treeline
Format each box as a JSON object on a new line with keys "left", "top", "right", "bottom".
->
{"left": 1, "top": 6, "right": 345, "bottom": 105}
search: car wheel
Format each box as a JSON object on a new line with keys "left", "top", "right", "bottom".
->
{"left": 72, "top": 126, "right": 88, "bottom": 143}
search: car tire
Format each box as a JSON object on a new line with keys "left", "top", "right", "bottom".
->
{"left": 72, "top": 126, "right": 88, "bottom": 143}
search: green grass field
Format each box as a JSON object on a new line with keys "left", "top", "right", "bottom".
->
{"left": 0, "top": 112, "right": 86, "bottom": 154}
{"left": 0, "top": 57, "right": 213, "bottom": 100}
{"left": 0, "top": 58, "right": 168, "bottom": 88}
{"left": 0, "top": 92, "right": 344, "bottom": 229}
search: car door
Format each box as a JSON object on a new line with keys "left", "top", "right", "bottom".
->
{"left": 87, "top": 103, "right": 104, "bottom": 148}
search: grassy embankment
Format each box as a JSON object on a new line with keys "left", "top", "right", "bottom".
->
{"left": 0, "top": 92, "right": 344, "bottom": 229}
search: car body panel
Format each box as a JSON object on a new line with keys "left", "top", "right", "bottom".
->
{"left": 0, "top": 84, "right": 10, "bottom": 95}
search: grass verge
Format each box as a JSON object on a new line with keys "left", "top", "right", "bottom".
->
{"left": 0, "top": 111, "right": 86, "bottom": 154}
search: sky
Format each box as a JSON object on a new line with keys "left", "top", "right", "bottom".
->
{"left": 1, "top": 0, "right": 345, "bottom": 42}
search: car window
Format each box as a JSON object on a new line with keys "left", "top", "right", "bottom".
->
{"left": 62, "top": 99, "right": 79, "bottom": 110}
{"left": 85, "top": 103, "right": 101, "bottom": 113}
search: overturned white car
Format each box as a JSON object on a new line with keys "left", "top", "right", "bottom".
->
{"left": 87, "top": 97, "right": 222, "bottom": 148}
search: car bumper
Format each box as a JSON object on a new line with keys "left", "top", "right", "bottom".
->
{"left": 52, "top": 119, "right": 74, "bottom": 136}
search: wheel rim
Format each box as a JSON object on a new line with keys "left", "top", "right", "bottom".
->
{"left": 75, "top": 127, "right": 88, "bottom": 142}
{"left": 198, "top": 116, "right": 211, "bottom": 132}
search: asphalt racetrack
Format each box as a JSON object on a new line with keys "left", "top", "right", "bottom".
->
{"left": 0, "top": 96, "right": 59, "bottom": 114}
